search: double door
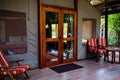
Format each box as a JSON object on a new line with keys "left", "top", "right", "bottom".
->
{"left": 42, "top": 6, "right": 77, "bottom": 67}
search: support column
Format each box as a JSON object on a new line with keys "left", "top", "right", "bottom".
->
{"left": 105, "top": 4, "right": 108, "bottom": 46}
{"left": 38, "top": 0, "right": 44, "bottom": 68}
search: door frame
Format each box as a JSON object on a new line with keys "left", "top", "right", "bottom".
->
{"left": 39, "top": 4, "right": 78, "bottom": 68}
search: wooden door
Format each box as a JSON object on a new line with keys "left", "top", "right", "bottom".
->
{"left": 42, "top": 6, "right": 77, "bottom": 67}
{"left": 62, "top": 10, "right": 77, "bottom": 63}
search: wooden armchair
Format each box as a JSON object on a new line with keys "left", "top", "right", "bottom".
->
{"left": 87, "top": 38, "right": 98, "bottom": 59}
{"left": 0, "top": 48, "right": 30, "bottom": 80}
{"left": 97, "top": 38, "right": 107, "bottom": 61}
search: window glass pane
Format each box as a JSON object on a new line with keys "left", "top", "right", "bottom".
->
{"left": 63, "top": 14, "right": 74, "bottom": 38}
{"left": 46, "top": 12, "right": 58, "bottom": 38}
{"left": 108, "top": 13, "right": 120, "bottom": 47}
{"left": 100, "top": 16, "right": 105, "bottom": 38}
{"left": 46, "top": 42, "right": 58, "bottom": 62}
{"left": 63, "top": 41, "right": 74, "bottom": 59}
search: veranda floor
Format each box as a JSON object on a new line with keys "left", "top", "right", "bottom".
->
{"left": 18, "top": 60, "right": 120, "bottom": 80}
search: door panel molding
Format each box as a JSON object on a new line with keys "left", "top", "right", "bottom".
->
{"left": 41, "top": 6, "right": 77, "bottom": 67}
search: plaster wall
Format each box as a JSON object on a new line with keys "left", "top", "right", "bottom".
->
{"left": 78, "top": 0, "right": 101, "bottom": 59}
{"left": 42, "top": 0, "right": 74, "bottom": 8}
{"left": 0, "top": 0, "right": 38, "bottom": 68}
{"left": 0, "top": 0, "right": 101, "bottom": 67}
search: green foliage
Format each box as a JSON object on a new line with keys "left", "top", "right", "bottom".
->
{"left": 108, "top": 13, "right": 120, "bottom": 47}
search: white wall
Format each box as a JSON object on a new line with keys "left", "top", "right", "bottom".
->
{"left": 0, "top": 0, "right": 38, "bottom": 68}
{"left": 77, "top": 0, "right": 101, "bottom": 59}
{"left": 0, "top": 0, "right": 101, "bottom": 67}
{"left": 42, "top": 0, "right": 74, "bottom": 9}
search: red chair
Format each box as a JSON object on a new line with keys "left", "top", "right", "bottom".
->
{"left": 87, "top": 38, "right": 98, "bottom": 59}
{"left": 0, "top": 48, "right": 30, "bottom": 80}
{"left": 97, "top": 38, "right": 107, "bottom": 61}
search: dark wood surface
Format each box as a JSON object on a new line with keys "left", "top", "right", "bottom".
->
{"left": 17, "top": 60, "right": 120, "bottom": 80}
{"left": 106, "top": 48, "right": 120, "bottom": 64}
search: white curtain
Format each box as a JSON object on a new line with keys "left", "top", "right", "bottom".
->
{"left": 82, "top": 20, "right": 92, "bottom": 42}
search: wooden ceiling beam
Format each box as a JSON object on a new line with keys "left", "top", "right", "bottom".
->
{"left": 94, "top": 0, "right": 120, "bottom": 7}
{"left": 93, "top": 0, "right": 120, "bottom": 14}
{"left": 74, "top": 0, "right": 78, "bottom": 11}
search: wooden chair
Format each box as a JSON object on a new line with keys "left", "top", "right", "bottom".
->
{"left": 0, "top": 48, "right": 30, "bottom": 80}
{"left": 87, "top": 38, "right": 98, "bottom": 59}
{"left": 97, "top": 38, "right": 107, "bottom": 61}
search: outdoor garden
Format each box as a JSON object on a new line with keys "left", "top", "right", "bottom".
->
{"left": 101, "top": 13, "right": 120, "bottom": 47}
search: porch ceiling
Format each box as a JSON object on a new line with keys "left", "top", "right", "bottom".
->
{"left": 88, "top": 0, "right": 120, "bottom": 14}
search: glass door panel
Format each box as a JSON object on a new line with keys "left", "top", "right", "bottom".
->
{"left": 46, "top": 42, "right": 58, "bottom": 62}
{"left": 46, "top": 12, "right": 58, "bottom": 38}
{"left": 63, "top": 14, "right": 74, "bottom": 38}
{"left": 63, "top": 41, "right": 74, "bottom": 59}
{"left": 63, "top": 11, "right": 76, "bottom": 62}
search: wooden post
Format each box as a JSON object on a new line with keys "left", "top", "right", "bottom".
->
{"left": 74, "top": 0, "right": 78, "bottom": 11}
{"left": 38, "top": 0, "right": 44, "bottom": 68}
{"left": 105, "top": 3, "right": 108, "bottom": 46}
{"left": 74, "top": 0, "right": 78, "bottom": 60}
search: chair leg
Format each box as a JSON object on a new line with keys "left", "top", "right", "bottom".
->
{"left": 96, "top": 53, "right": 99, "bottom": 62}
{"left": 24, "top": 71, "right": 30, "bottom": 79}
{"left": 104, "top": 53, "right": 106, "bottom": 61}
{"left": 0, "top": 76, "right": 6, "bottom": 80}
{"left": 4, "top": 68, "right": 16, "bottom": 80}
{"left": 7, "top": 71, "right": 16, "bottom": 80}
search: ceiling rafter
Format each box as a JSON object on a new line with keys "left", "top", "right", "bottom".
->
{"left": 88, "top": 0, "right": 120, "bottom": 14}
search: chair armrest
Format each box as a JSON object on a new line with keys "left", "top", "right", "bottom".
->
{"left": 0, "top": 66, "right": 8, "bottom": 68}
{"left": 88, "top": 46, "right": 97, "bottom": 49}
{"left": 9, "top": 59, "right": 24, "bottom": 66}
{"left": 89, "top": 46, "right": 97, "bottom": 48}
{"left": 0, "top": 66, "right": 9, "bottom": 70}
{"left": 98, "top": 45, "right": 106, "bottom": 49}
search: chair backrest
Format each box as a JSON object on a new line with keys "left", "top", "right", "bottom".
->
{"left": 88, "top": 38, "right": 97, "bottom": 47}
{"left": 0, "top": 48, "right": 10, "bottom": 67}
{"left": 98, "top": 38, "right": 106, "bottom": 47}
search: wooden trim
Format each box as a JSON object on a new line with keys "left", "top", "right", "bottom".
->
{"left": 74, "top": 0, "right": 78, "bottom": 11}
{"left": 74, "top": 10, "right": 77, "bottom": 61}
{"left": 42, "top": 4, "right": 75, "bottom": 11}
{"left": 63, "top": 38, "right": 75, "bottom": 41}
{"left": 38, "top": 0, "right": 44, "bottom": 68}
{"left": 74, "top": 0, "right": 78, "bottom": 61}
{"left": 105, "top": 5, "right": 108, "bottom": 46}
{"left": 46, "top": 39, "right": 59, "bottom": 42}
{"left": 39, "top": 1, "right": 78, "bottom": 68}
{"left": 46, "top": 61, "right": 59, "bottom": 67}
{"left": 63, "top": 58, "right": 76, "bottom": 63}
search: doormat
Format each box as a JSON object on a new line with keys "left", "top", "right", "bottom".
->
{"left": 50, "top": 63, "right": 84, "bottom": 73}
